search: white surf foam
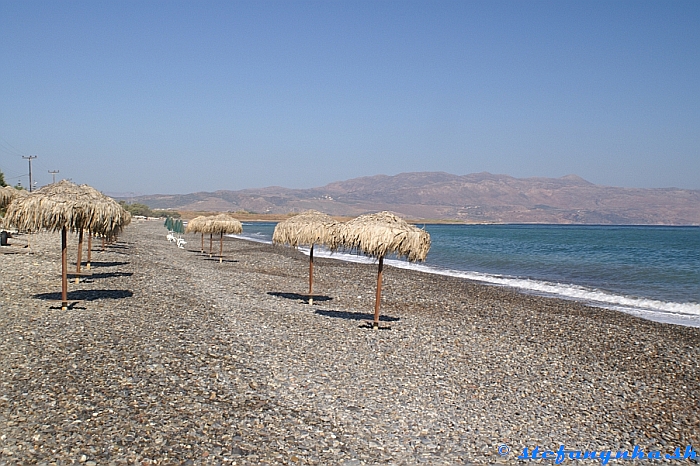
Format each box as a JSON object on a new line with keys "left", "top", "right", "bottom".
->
{"left": 229, "top": 233, "right": 273, "bottom": 244}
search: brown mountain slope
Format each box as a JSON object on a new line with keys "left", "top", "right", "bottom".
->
{"left": 120, "top": 172, "right": 700, "bottom": 224}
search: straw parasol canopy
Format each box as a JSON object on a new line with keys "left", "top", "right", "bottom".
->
{"left": 201, "top": 213, "right": 243, "bottom": 262}
{"left": 5, "top": 180, "right": 126, "bottom": 235}
{"left": 0, "top": 186, "right": 13, "bottom": 208}
{"left": 273, "top": 210, "right": 341, "bottom": 249}
{"left": 185, "top": 215, "right": 209, "bottom": 253}
{"left": 185, "top": 215, "right": 208, "bottom": 234}
{"left": 341, "top": 211, "right": 430, "bottom": 262}
{"left": 340, "top": 211, "right": 431, "bottom": 328}
{"left": 0, "top": 186, "right": 28, "bottom": 210}
{"left": 203, "top": 213, "right": 243, "bottom": 235}
{"left": 273, "top": 210, "right": 342, "bottom": 304}
{"left": 4, "top": 180, "right": 130, "bottom": 309}
{"left": 1, "top": 187, "right": 28, "bottom": 234}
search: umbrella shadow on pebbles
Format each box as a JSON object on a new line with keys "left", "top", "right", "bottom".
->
{"left": 315, "top": 309, "right": 399, "bottom": 322}
{"left": 315, "top": 310, "right": 398, "bottom": 330}
{"left": 87, "top": 261, "right": 130, "bottom": 268}
{"left": 267, "top": 291, "right": 333, "bottom": 304}
{"left": 70, "top": 271, "right": 134, "bottom": 282}
{"left": 34, "top": 289, "right": 133, "bottom": 302}
{"left": 105, "top": 242, "right": 129, "bottom": 248}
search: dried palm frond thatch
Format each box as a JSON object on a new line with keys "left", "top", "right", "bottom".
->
{"left": 272, "top": 210, "right": 341, "bottom": 249}
{"left": 200, "top": 213, "right": 243, "bottom": 262}
{"left": 340, "top": 211, "right": 430, "bottom": 262}
{"left": 273, "top": 210, "right": 342, "bottom": 304}
{"left": 185, "top": 215, "right": 209, "bottom": 253}
{"left": 340, "top": 211, "right": 431, "bottom": 328}
{"left": 4, "top": 180, "right": 127, "bottom": 236}
{"left": 0, "top": 186, "right": 28, "bottom": 209}
{"left": 3, "top": 180, "right": 131, "bottom": 309}
{"left": 185, "top": 216, "right": 208, "bottom": 233}
{"left": 202, "top": 213, "right": 243, "bottom": 235}
{"left": 0, "top": 186, "right": 13, "bottom": 208}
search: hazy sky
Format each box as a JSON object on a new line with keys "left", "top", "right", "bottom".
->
{"left": 1, "top": 1, "right": 698, "bottom": 194}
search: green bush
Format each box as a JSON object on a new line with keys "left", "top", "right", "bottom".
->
{"left": 118, "top": 201, "right": 152, "bottom": 217}
{"left": 153, "top": 210, "right": 180, "bottom": 218}
{"left": 117, "top": 201, "right": 180, "bottom": 218}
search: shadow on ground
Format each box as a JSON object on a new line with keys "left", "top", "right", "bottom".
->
{"left": 86, "top": 261, "right": 130, "bottom": 268}
{"left": 33, "top": 289, "right": 133, "bottom": 301}
{"left": 83, "top": 272, "right": 133, "bottom": 279}
{"left": 268, "top": 292, "right": 333, "bottom": 303}
{"left": 314, "top": 309, "right": 399, "bottom": 322}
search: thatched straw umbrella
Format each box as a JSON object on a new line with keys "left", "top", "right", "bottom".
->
{"left": 4, "top": 180, "right": 129, "bottom": 310}
{"left": 1, "top": 187, "right": 28, "bottom": 243}
{"left": 0, "top": 186, "right": 14, "bottom": 208}
{"left": 1, "top": 186, "right": 28, "bottom": 209}
{"left": 340, "top": 211, "right": 430, "bottom": 329}
{"left": 69, "top": 184, "right": 128, "bottom": 279}
{"left": 185, "top": 215, "right": 209, "bottom": 253}
{"left": 1, "top": 187, "right": 28, "bottom": 226}
{"left": 86, "top": 206, "right": 130, "bottom": 270}
{"left": 202, "top": 213, "right": 242, "bottom": 263}
{"left": 0, "top": 186, "right": 31, "bottom": 250}
{"left": 273, "top": 210, "right": 341, "bottom": 305}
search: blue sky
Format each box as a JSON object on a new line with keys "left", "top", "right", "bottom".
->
{"left": 1, "top": 1, "right": 698, "bottom": 194}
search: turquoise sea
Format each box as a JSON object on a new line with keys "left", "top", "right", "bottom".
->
{"left": 232, "top": 223, "right": 700, "bottom": 328}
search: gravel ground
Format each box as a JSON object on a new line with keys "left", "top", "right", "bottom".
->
{"left": 1, "top": 220, "right": 699, "bottom": 465}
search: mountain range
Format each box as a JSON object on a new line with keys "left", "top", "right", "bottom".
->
{"left": 118, "top": 172, "right": 700, "bottom": 225}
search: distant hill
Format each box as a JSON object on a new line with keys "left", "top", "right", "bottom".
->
{"left": 118, "top": 172, "right": 700, "bottom": 225}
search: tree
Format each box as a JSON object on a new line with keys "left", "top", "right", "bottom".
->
{"left": 118, "top": 201, "right": 153, "bottom": 217}
{"left": 0, "top": 169, "right": 6, "bottom": 187}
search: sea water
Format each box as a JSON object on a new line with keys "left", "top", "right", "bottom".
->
{"left": 232, "top": 223, "right": 700, "bottom": 328}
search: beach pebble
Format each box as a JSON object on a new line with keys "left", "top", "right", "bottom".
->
{"left": 0, "top": 221, "right": 698, "bottom": 464}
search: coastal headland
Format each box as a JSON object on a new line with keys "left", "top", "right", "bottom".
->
{"left": 1, "top": 220, "right": 698, "bottom": 464}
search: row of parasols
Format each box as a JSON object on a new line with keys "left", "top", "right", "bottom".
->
{"left": 183, "top": 210, "right": 431, "bottom": 328}
{"left": 3, "top": 182, "right": 431, "bottom": 328}
{"left": 1, "top": 181, "right": 132, "bottom": 310}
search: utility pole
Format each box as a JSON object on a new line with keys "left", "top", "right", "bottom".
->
{"left": 22, "top": 155, "right": 37, "bottom": 192}
{"left": 48, "top": 170, "right": 59, "bottom": 183}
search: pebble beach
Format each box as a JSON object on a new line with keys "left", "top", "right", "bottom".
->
{"left": 1, "top": 220, "right": 698, "bottom": 465}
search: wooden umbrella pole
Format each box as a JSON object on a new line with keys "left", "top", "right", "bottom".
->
{"left": 209, "top": 233, "right": 213, "bottom": 257}
{"left": 101, "top": 236, "right": 105, "bottom": 251}
{"left": 308, "top": 244, "right": 314, "bottom": 305}
{"left": 219, "top": 233, "right": 223, "bottom": 263}
{"left": 75, "top": 228, "right": 84, "bottom": 283}
{"left": 61, "top": 227, "right": 68, "bottom": 310}
{"left": 373, "top": 256, "right": 384, "bottom": 329}
{"left": 200, "top": 232, "right": 204, "bottom": 253}
{"left": 86, "top": 231, "right": 92, "bottom": 270}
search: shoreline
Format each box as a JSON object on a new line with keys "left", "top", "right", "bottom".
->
{"left": 226, "top": 228, "right": 700, "bottom": 329}
{"left": 175, "top": 211, "right": 700, "bottom": 226}
{"left": 1, "top": 221, "right": 698, "bottom": 464}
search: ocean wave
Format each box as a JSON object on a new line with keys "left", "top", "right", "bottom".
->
{"left": 229, "top": 233, "right": 273, "bottom": 244}
{"left": 387, "top": 261, "right": 700, "bottom": 327}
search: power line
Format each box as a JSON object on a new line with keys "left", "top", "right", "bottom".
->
{"left": 0, "top": 137, "right": 25, "bottom": 157}
{"left": 49, "top": 169, "right": 59, "bottom": 183}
